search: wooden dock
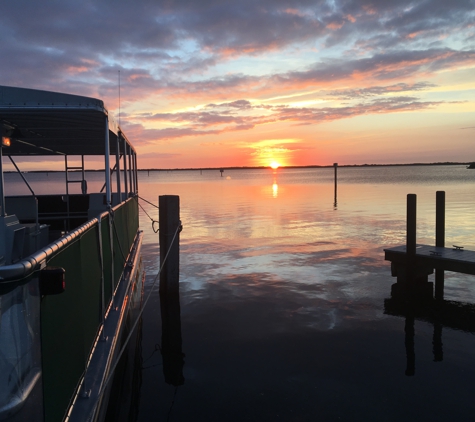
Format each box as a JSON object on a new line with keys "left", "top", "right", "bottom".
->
{"left": 384, "top": 191, "right": 475, "bottom": 300}
{"left": 385, "top": 244, "right": 475, "bottom": 276}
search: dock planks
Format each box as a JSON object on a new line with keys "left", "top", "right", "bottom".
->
{"left": 384, "top": 244, "right": 475, "bottom": 276}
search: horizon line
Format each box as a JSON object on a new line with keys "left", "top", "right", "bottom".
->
{"left": 5, "top": 161, "right": 471, "bottom": 173}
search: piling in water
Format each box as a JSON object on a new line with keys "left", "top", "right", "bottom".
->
{"left": 159, "top": 195, "right": 180, "bottom": 294}
{"left": 435, "top": 191, "right": 445, "bottom": 300}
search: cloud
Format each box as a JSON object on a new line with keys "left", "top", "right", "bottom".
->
{"left": 129, "top": 94, "right": 449, "bottom": 142}
{"left": 139, "top": 152, "right": 181, "bottom": 159}
{"left": 1, "top": 1, "right": 473, "bottom": 93}
{"left": 125, "top": 48, "right": 474, "bottom": 103}
{"left": 0, "top": 0, "right": 473, "bottom": 157}
{"left": 325, "top": 82, "right": 437, "bottom": 99}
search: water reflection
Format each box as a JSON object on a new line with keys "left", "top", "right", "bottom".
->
{"left": 385, "top": 284, "right": 475, "bottom": 376}
{"left": 133, "top": 167, "right": 475, "bottom": 421}
{"left": 160, "top": 291, "right": 185, "bottom": 386}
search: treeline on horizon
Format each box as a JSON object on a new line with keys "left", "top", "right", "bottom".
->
{"left": 5, "top": 161, "right": 472, "bottom": 173}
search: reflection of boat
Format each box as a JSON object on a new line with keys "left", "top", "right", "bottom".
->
{"left": 0, "top": 86, "right": 143, "bottom": 421}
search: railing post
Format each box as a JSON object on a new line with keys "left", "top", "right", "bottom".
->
{"left": 159, "top": 195, "right": 180, "bottom": 294}
{"left": 435, "top": 191, "right": 445, "bottom": 300}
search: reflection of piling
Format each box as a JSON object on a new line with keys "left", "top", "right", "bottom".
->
{"left": 432, "top": 322, "right": 443, "bottom": 362}
{"left": 333, "top": 163, "right": 338, "bottom": 207}
{"left": 435, "top": 191, "right": 445, "bottom": 300}
{"left": 404, "top": 314, "right": 415, "bottom": 376}
{"left": 160, "top": 291, "right": 185, "bottom": 386}
{"left": 159, "top": 195, "right": 180, "bottom": 295}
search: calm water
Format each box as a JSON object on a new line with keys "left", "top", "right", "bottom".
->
{"left": 135, "top": 165, "right": 475, "bottom": 422}
{"left": 5, "top": 165, "right": 475, "bottom": 421}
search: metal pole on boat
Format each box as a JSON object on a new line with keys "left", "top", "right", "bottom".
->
{"left": 123, "top": 140, "right": 128, "bottom": 196}
{"left": 116, "top": 131, "right": 122, "bottom": 201}
{"left": 128, "top": 149, "right": 133, "bottom": 196}
{"left": 130, "top": 148, "right": 135, "bottom": 194}
{"left": 104, "top": 117, "right": 115, "bottom": 301}
{"left": 105, "top": 116, "right": 111, "bottom": 208}
{"left": 133, "top": 152, "right": 138, "bottom": 194}
{"left": 0, "top": 145, "right": 5, "bottom": 217}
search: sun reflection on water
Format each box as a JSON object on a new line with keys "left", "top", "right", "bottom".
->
{"left": 272, "top": 182, "right": 278, "bottom": 198}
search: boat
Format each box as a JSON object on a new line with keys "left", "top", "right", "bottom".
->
{"left": 467, "top": 163, "right": 475, "bottom": 169}
{"left": 0, "top": 86, "right": 144, "bottom": 421}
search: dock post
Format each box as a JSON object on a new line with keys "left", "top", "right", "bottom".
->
{"left": 158, "top": 195, "right": 184, "bottom": 385}
{"left": 407, "top": 194, "right": 417, "bottom": 258}
{"left": 333, "top": 163, "right": 338, "bottom": 207}
{"left": 405, "top": 194, "right": 417, "bottom": 289}
{"left": 159, "top": 195, "right": 181, "bottom": 294}
{"left": 435, "top": 191, "right": 445, "bottom": 300}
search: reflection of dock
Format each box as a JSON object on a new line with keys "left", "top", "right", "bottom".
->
{"left": 384, "top": 296, "right": 475, "bottom": 375}
{"left": 385, "top": 297, "right": 475, "bottom": 333}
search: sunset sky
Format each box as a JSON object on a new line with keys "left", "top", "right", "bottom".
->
{"left": 1, "top": 0, "right": 474, "bottom": 168}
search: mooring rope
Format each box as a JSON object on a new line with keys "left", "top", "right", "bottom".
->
{"left": 137, "top": 196, "right": 159, "bottom": 233}
{"left": 91, "top": 222, "right": 182, "bottom": 418}
{"left": 138, "top": 195, "right": 159, "bottom": 209}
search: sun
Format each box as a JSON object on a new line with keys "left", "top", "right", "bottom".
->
{"left": 270, "top": 161, "right": 280, "bottom": 169}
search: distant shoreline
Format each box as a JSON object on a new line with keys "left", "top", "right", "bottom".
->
{"left": 140, "top": 162, "right": 471, "bottom": 172}
{"left": 4, "top": 161, "right": 472, "bottom": 173}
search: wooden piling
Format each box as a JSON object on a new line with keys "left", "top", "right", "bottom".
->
{"left": 405, "top": 193, "right": 417, "bottom": 288}
{"left": 333, "top": 163, "right": 338, "bottom": 207}
{"left": 435, "top": 191, "right": 445, "bottom": 300}
{"left": 159, "top": 195, "right": 181, "bottom": 294}
{"left": 407, "top": 194, "right": 417, "bottom": 257}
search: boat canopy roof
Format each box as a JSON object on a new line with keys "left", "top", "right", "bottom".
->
{"left": 0, "top": 85, "right": 135, "bottom": 156}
